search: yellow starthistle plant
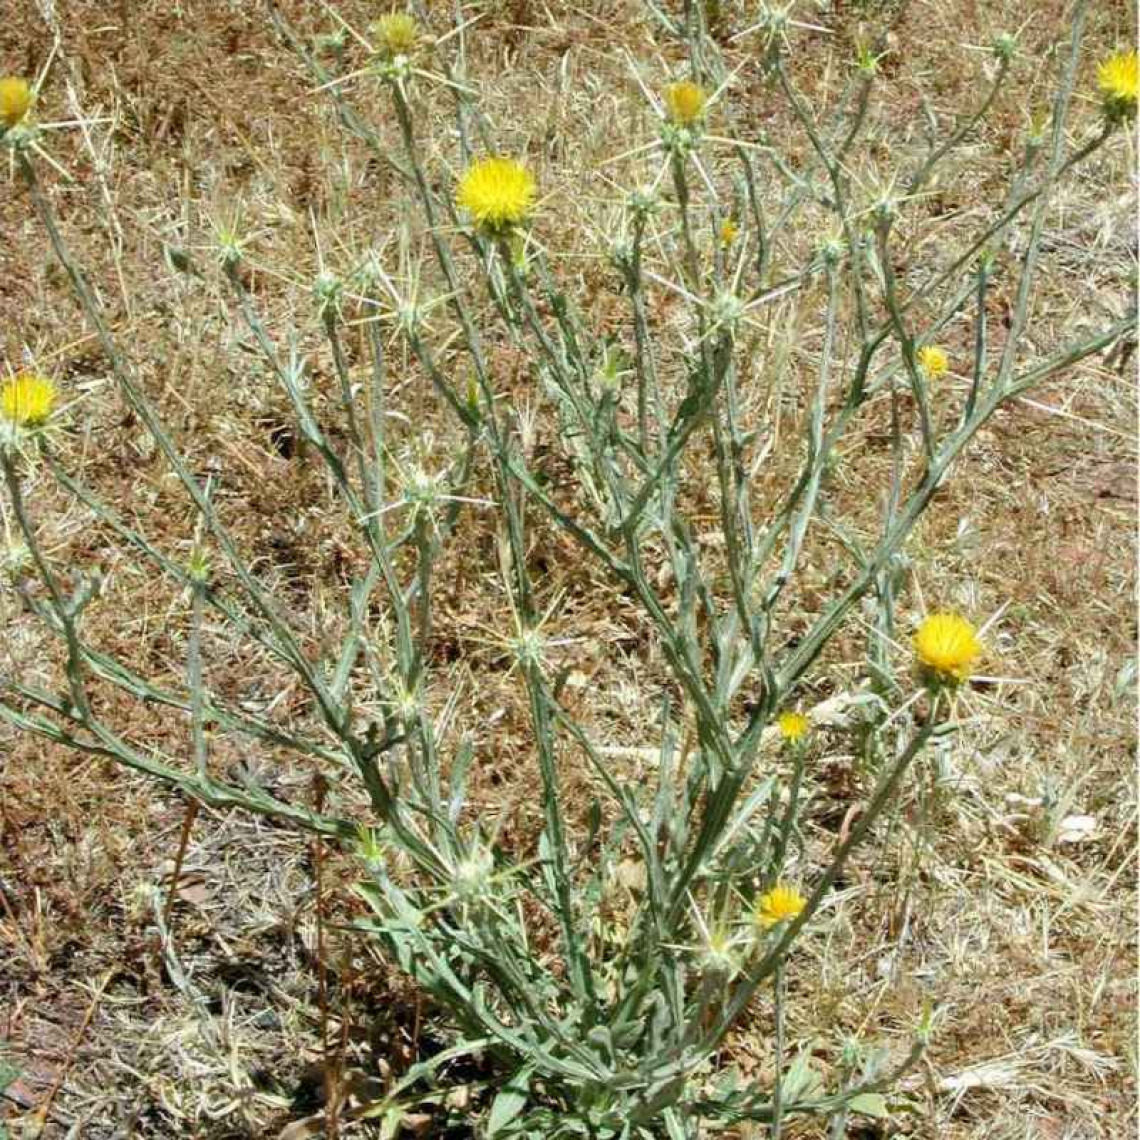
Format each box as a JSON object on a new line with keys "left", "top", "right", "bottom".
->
{"left": 916, "top": 344, "right": 949, "bottom": 379}
{"left": 1, "top": 372, "right": 57, "bottom": 428}
{"left": 371, "top": 12, "right": 418, "bottom": 58}
{"left": 663, "top": 80, "right": 707, "bottom": 126}
{"left": 0, "top": 77, "right": 32, "bottom": 128}
{"left": 913, "top": 612, "right": 982, "bottom": 685}
{"left": 776, "top": 711, "right": 809, "bottom": 743}
{"left": 1097, "top": 49, "right": 1138, "bottom": 122}
{"left": 456, "top": 157, "right": 536, "bottom": 234}
{"left": 756, "top": 883, "right": 806, "bottom": 929}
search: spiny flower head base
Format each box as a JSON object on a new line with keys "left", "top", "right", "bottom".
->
{"left": 313, "top": 271, "right": 343, "bottom": 316}
{"left": 1097, "top": 50, "right": 1138, "bottom": 124}
{"left": 991, "top": 32, "right": 1017, "bottom": 64}
{"left": 853, "top": 39, "right": 879, "bottom": 76}
{"left": 1, "top": 540, "right": 31, "bottom": 577}
{"left": 452, "top": 845, "right": 495, "bottom": 903}
{"left": 756, "top": 883, "right": 806, "bottom": 929}
{"left": 0, "top": 77, "right": 31, "bottom": 129}
{"left": 1, "top": 372, "right": 57, "bottom": 429}
{"left": 187, "top": 549, "right": 211, "bottom": 585}
{"left": 456, "top": 157, "right": 536, "bottom": 235}
{"left": 914, "top": 612, "right": 982, "bottom": 686}
{"left": 698, "top": 926, "right": 742, "bottom": 978}
{"left": 627, "top": 186, "right": 659, "bottom": 218}
{"left": 709, "top": 290, "right": 745, "bottom": 331}
{"left": 817, "top": 230, "right": 847, "bottom": 267}
{"left": 403, "top": 466, "right": 446, "bottom": 516}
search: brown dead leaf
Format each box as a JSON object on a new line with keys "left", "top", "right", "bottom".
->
{"left": 276, "top": 1114, "right": 325, "bottom": 1140}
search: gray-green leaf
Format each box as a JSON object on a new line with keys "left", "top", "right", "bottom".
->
{"left": 848, "top": 1092, "right": 890, "bottom": 1119}
{"left": 488, "top": 1066, "right": 533, "bottom": 1136}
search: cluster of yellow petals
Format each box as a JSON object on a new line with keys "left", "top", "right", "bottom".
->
{"left": 756, "top": 883, "right": 806, "bottom": 929}
{"left": 1097, "top": 49, "right": 1138, "bottom": 121}
{"left": 776, "top": 711, "right": 809, "bottom": 743}
{"left": 663, "top": 81, "right": 707, "bottom": 126}
{"left": 916, "top": 344, "right": 949, "bottom": 379}
{"left": 371, "top": 13, "right": 418, "bottom": 57}
{"left": 0, "top": 76, "right": 32, "bottom": 128}
{"left": 1, "top": 372, "right": 57, "bottom": 428}
{"left": 456, "top": 157, "right": 536, "bottom": 233}
{"left": 913, "top": 612, "right": 982, "bottom": 685}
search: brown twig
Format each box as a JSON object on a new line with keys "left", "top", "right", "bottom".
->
{"left": 312, "top": 772, "right": 340, "bottom": 1139}
{"left": 31, "top": 968, "right": 114, "bottom": 1132}
{"left": 161, "top": 797, "right": 200, "bottom": 932}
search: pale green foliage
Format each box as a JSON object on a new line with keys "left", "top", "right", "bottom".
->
{"left": 0, "top": 1, "right": 1132, "bottom": 1136}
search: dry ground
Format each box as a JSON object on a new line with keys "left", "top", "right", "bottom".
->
{"left": 1, "top": 0, "right": 1137, "bottom": 1137}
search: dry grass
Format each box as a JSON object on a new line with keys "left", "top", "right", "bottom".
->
{"left": 1, "top": 0, "right": 1136, "bottom": 1136}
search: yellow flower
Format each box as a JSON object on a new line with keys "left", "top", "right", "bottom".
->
{"left": 1, "top": 373, "right": 57, "bottom": 428}
{"left": 1097, "top": 49, "right": 1138, "bottom": 121}
{"left": 664, "top": 81, "right": 707, "bottom": 126}
{"left": 719, "top": 218, "right": 738, "bottom": 248}
{"left": 757, "top": 883, "right": 806, "bottom": 929}
{"left": 916, "top": 345, "right": 949, "bottom": 379}
{"left": 913, "top": 612, "right": 982, "bottom": 685}
{"left": 0, "top": 77, "right": 32, "bottom": 128}
{"left": 371, "top": 13, "right": 418, "bottom": 57}
{"left": 777, "top": 711, "right": 809, "bottom": 743}
{"left": 456, "top": 157, "right": 536, "bottom": 233}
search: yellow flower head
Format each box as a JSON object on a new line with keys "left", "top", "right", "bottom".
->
{"left": 719, "top": 218, "right": 738, "bottom": 248}
{"left": 1097, "top": 49, "right": 1138, "bottom": 121}
{"left": 777, "top": 711, "right": 809, "bottom": 744}
{"left": 916, "top": 344, "right": 949, "bottom": 380}
{"left": 757, "top": 883, "right": 806, "bottom": 929}
{"left": 371, "top": 13, "right": 418, "bottom": 57}
{"left": 664, "top": 81, "right": 707, "bottom": 127}
{"left": 456, "top": 157, "right": 536, "bottom": 233}
{"left": 0, "top": 77, "right": 32, "bottom": 128}
{"left": 1, "top": 372, "right": 57, "bottom": 428}
{"left": 913, "top": 612, "right": 982, "bottom": 685}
